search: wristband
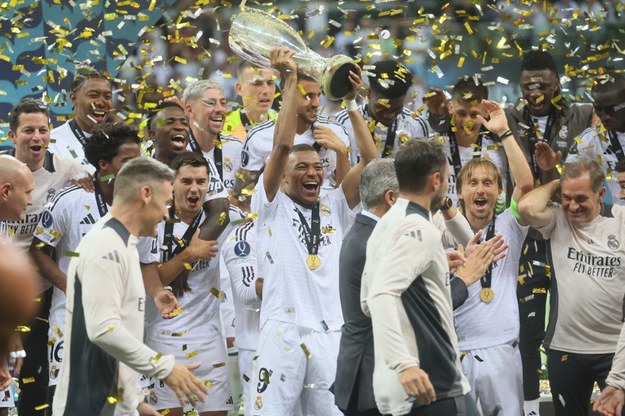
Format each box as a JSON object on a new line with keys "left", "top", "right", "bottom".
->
{"left": 497, "top": 129, "right": 513, "bottom": 142}
{"left": 163, "top": 286, "right": 173, "bottom": 293}
{"left": 344, "top": 99, "right": 358, "bottom": 112}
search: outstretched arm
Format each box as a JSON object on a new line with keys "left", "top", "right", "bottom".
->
{"left": 263, "top": 48, "right": 298, "bottom": 202}
{"left": 518, "top": 179, "right": 559, "bottom": 229}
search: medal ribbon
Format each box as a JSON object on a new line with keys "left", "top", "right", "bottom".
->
{"left": 69, "top": 119, "right": 88, "bottom": 147}
{"left": 189, "top": 131, "right": 224, "bottom": 180}
{"left": 364, "top": 105, "right": 398, "bottom": 158}
{"left": 295, "top": 202, "right": 321, "bottom": 256}
{"left": 479, "top": 218, "right": 497, "bottom": 290}
{"left": 448, "top": 129, "right": 485, "bottom": 180}
{"left": 94, "top": 176, "right": 110, "bottom": 217}
{"left": 524, "top": 108, "right": 556, "bottom": 178}
{"left": 162, "top": 207, "right": 203, "bottom": 263}
{"left": 608, "top": 131, "right": 625, "bottom": 163}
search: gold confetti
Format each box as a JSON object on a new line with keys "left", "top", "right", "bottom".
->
{"left": 186, "top": 350, "right": 199, "bottom": 359}
{"left": 22, "top": 377, "right": 36, "bottom": 384}
{"left": 34, "top": 404, "right": 49, "bottom": 411}
{"left": 300, "top": 343, "right": 312, "bottom": 359}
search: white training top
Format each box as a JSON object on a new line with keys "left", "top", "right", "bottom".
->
{"left": 53, "top": 213, "right": 174, "bottom": 416}
{"left": 333, "top": 103, "right": 431, "bottom": 164}
{"left": 241, "top": 116, "right": 350, "bottom": 189}
{"left": 361, "top": 198, "right": 469, "bottom": 415}
{"left": 453, "top": 210, "right": 529, "bottom": 351}
{"left": 253, "top": 179, "right": 356, "bottom": 331}
{"left": 538, "top": 204, "right": 625, "bottom": 354}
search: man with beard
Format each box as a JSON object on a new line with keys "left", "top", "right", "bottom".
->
{"left": 49, "top": 68, "right": 113, "bottom": 173}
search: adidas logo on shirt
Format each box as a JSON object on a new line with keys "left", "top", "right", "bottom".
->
{"left": 101, "top": 251, "right": 121, "bottom": 263}
{"left": 80, "top": 214, "right": 97, "bottom": 225}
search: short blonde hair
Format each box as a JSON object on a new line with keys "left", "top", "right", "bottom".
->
{"left": 456, "top": 158, "right": 502, "bottom": 195}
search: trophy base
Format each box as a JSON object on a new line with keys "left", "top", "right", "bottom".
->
{"left": 321, "top": 55, "right": 358, "bottom": 101}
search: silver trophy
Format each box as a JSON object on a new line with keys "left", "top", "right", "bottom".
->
{"left": 229, "top": 8, "right": 357, "bottom": 100}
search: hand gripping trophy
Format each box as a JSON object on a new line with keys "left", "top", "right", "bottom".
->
{"left": 229, "top": 8, "right": 358, "bottom": 100}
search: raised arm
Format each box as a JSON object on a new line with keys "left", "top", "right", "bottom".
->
{"left": 478, "top": 99, "right": 534, "bottom": 204}
{"left": 263, "top": 48, "right": 298, "bottom": 202}
{"left": 518, "top": 179, "right": 559, "bottom": 229}
{"left": 340, "top": 68, "right": 379, "bottom": 208}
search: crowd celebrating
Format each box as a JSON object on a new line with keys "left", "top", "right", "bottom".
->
{"left": 0, "top": 4, "right": 625, "bottom": 416}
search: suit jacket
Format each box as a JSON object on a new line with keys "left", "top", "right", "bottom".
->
{"left": 334, "top": 213, "right": 378, "bottom": 412}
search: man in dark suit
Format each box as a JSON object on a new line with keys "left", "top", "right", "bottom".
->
{"left": 334, "top": 159, "right": 399, "bottom": 416}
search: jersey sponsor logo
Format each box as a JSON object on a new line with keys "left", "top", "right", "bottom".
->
{"left": 292, "top": 217, "right": 332, "bottom": 248}
{"left": 234, "top": 241, "right": 251, "bottom": 257}
{"left": 41, "top": 209, "right": 53, "bottom": 228}
{"left": 80, "top": 213, "right": 97, "bottom": 225}
{"left": 568, "top": 247, "right": 622, "bottom": 279}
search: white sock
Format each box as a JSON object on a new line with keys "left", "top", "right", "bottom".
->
{"left": 524, "top": 398, "right": 540, "bottom": 416}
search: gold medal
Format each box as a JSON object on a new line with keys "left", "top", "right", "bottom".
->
{"left": 480, "top": 287, "right": 494, "bottom": 303}
{"left": 306, "top": 254, "right": 321, "bottom": 270}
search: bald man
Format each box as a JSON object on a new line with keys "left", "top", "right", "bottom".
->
{"left": 0, "top": 155, "right": 34, "bottom": 222}
{"left": 0, "top": 156, "right": 38, "bottom": 364}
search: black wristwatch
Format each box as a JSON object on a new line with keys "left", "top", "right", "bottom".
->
{"left": 440, "top": 197, "right": 454, "bottom": 211}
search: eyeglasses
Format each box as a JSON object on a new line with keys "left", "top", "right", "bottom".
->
{"left": 593, "top": 101, "right": 625, "bottom": 115}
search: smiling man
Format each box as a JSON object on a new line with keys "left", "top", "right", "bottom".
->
{"left": 518, "top": 159, "right": 625, "bottom": 416}
{"left": 149, "top": 102, "right": 191, "bottom": 166}
{"left": 248, "top": 47, "right": 377, "bottom": 415}
{"left": 49, "top": 68, "right": 113, "bottom": 173}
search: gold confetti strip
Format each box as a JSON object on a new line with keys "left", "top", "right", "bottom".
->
{"left": 34, "top": 404, "right": 49, "bottom": 411}
{"left": 300, "top": 343, "right": 312, "bottom": 359}
{"left": 171, "top": 330, "right": 189, "bottom": 337}
{"left": 210, "top": 287, "right": 223, "bottom": 299}
{"left": 213, "top": 362, "right": 226, "bottom": 368}
{"left": 186, "top": 350, "right": 199, "bottom": 359}
{"left": 16, "top": 326, "right": 31, "bottom": 332}
{"left": 64, "top": 251, "right": 80, "bottom": 257}
{"left": 22, "top": 377, "right": 36, "bottom": 384}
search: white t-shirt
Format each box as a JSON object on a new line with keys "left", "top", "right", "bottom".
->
{"left": 0, "top": 152, "right": 86, "bottom": 252}
{"left": 538, "top": 204, "right": 625, "bottom": 353}
{"left": 221, "top": 220, "right": 261, "bottom": 351}
{"left": 567, "top": 128, "right": 625, "bottom": 205}
{"left": 49, "top": 120, "right": 96, "bottom": 174}
{"left": 241, "top": 117, "right": 350, "bottom": 189}
{"left": 453, "top": 210, "right": 529, "bottom": 350}
{"left": 333, "top": 103, "right": 431, "bottom": 164}
{"left": 435, "top": 132, "right": 509, "bottom": 208}
{"left": 254, "top": 180, "right": 356, "bottom": 331}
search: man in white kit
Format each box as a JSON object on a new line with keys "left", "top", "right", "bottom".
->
{"left": 248, "top": 47, "right": 377, "bottom": 415}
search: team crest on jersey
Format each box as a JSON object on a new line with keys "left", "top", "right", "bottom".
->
{"left": 234, "top": 241, "right": 251, "bottom": 257}
{"left": 320, "top": 204, "right": 331, "bottom": 216}
{"left": 47, "top": 188, "right": 56, "bottom": 202}
{"left": 254, "top": 396, "right": 263, "bottom": 410}
{"left": 608, "top": 235, "right": 620, "bottom": 250}
{"left": 224, "top": 157, "right": 233, "bottom": 172}
{"left": 148, "top": 391, "right": 158, "bottom": 405}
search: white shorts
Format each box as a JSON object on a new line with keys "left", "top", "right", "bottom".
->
{"left": 461, "top": 341, "right": 523, "bottom": 416}
{"left": 248, "top": 320, "right": 342, "bottom": 416}
{"left": 145, "top": 337, "right": 233, "bottom": 413}
{"left": 238, "top": 348, "right": 256, "bottom": 416}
